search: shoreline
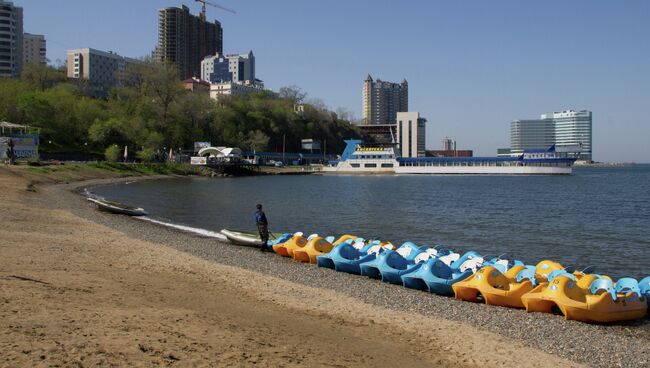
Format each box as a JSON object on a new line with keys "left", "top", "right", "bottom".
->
{"left": 46, "top": 172, "right": 650, "bottom": 362}
{"left": 2, "top": 167, "right": 648, "bottom": 367}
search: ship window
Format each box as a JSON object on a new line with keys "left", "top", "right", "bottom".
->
{"left": 364, "top": 163, "right": 377, "bottom": 168}
{"left": 351, "top": 163, "right": 360, "bottom": 168}
{"left": 381, "top": 163, "right": 393, "bottom": 168}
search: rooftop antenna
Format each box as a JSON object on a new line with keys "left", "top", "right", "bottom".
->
{"left": 194, "top": 0, "right": 236, "bottom": 22}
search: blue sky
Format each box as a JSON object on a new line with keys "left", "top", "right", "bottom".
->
{"left": 17, "top": 0, "right": 650, "bottom": 162}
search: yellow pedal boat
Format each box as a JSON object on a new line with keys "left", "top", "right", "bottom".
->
{"left": 332, "top": 234, "right": 358, "bottom": 246}
{"left": 452, "top": 260, "right": 565, "bottom": 309}
{"left": 272, "top": 234, "right": 308, "bottom": 257}
{"left": 522, "top": 275, "right": 648, "bottom": 323}
{"left": 293, "top": 236, "right": 335, "bottom": 264}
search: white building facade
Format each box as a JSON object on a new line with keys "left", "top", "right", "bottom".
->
{"left": 66, "top": 48, "right": 151, "bottom": 96}
{"left": 209, "top": 80, "right": 266, "bottom": 101}
{"left": 396, "top": 112, "right": 426, "bottom": 158}
{"left": 201, "top": 51, "right": 255, "bottom": 83}
{"left": 0, "top": 0, "right": 23, "bottom": 77}
{"left": 511, "top": 110, "right": 592, "bottom": 161}
{"left": 542, "top": 110, "right": 592, "bottom": 161}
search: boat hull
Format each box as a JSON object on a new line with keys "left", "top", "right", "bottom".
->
{"left": 220, "top": 229, "right": 282, "bottom": 247}
{"left": 87, "top": 197, "right": 148, "bottom": 216}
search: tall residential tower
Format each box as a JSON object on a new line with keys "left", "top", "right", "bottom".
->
{"left": 362, "top": 75, "right": 408, "bottom": 125}
{"left": 0, "top": 0, "right": 23, "bottom": 77}
{"left": 156, "top": 5, "right": 223, "bottom": 79}
{"left": 23, "top": 33, "right": 46, "bottom": 65}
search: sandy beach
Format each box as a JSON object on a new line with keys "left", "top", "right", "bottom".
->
{"left": 1, "top": 166, "right": 648, "bottom": 367}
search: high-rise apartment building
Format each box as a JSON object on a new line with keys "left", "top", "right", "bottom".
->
{"left": 511, "top": 110, "right": 592, "bottom": 161}
{"left": 23, "top": 33, "right": 46, "bottom": 65}
{"left": 156, "top": 5, "right": 223, "bottom": 80}
{"left": 396, "top": 112, "right": 426, "bottom": 158}
{"left": 201, "top": 51, "right": 255, "bottom": 83}
{"left": 362, "top": 75, "right": 408, "bottom": 125}
{"left": 0, "top": 0, "right": 23, "bottom": 77}
{"left": 67, "top": 48, "right": 150, "bottom": 97}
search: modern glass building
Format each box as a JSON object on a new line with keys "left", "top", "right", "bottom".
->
{"left": 510, "top": 110, "right": 592, "bottom": 161}
{"left": 542, "top": 110, "right": 592, "bottom": 161}
{"left": 511, "top": 119, "right": 555, "bottom": 152}
{"left": 0, "top": 0, "right": 23, "bottom": 77}
{"left": 201, "top": 51, "right": 255, "bottom": 83}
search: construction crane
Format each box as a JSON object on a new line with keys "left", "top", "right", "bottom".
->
{"left": 195, "top": 0, "right": 236, "bottom": 22}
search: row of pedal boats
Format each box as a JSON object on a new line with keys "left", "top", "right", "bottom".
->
{"left": 221, "top": 230, "right": 650, "bottom": 323}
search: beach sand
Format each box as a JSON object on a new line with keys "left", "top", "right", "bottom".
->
{"left": 0, "top": 167, "right": 604, "bottom": 367}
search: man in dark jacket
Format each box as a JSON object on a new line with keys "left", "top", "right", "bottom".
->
{"left": 255, "top": 204, "right": 269, "bottom": 251}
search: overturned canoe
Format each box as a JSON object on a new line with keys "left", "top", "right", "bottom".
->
{"left": 220, "top": 229, "right": 286, "bottom": 247}
{"left": 87, "top": 197, "right": 148, "bottom": 216}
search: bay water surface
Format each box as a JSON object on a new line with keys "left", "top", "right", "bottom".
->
{"left": 92, "top": 166, "right": 650, "bottom": 279}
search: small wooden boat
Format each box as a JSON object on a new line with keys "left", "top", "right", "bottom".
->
{"left": 87, "top": 197, "right": 148, "bottom": 216}
{"left": 220, "top": 229, "right": 284, "bottom": 247}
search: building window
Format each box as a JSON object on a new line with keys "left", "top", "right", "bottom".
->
{"left": 408, "top": 120, "right": 412, "bottom": 157}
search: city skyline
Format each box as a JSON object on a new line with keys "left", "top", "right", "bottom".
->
{"left": 13, "top": 0, "right": 650, "bottom": 162}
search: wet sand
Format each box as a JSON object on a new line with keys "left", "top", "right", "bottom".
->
{"left": 0, "top": 166, "right": 625, "bottom": 367}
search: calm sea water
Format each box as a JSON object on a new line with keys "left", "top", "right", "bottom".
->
{"left": 92, "top": 166, "right": 650, "bottom": 279}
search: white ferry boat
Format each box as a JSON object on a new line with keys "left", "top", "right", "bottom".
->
{"left": 322, "top": 140, "right": 576, "bottom": 175}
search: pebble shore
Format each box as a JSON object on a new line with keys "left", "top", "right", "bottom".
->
{"left": 42, "top": 178, "right": 650, "bottom": 368}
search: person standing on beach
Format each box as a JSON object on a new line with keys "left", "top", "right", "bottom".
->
{"left": 255, "top": 204, "right": 269, "bottom": 252}
{"left": 6, "top": 139, "right": 15, "bottom": 165}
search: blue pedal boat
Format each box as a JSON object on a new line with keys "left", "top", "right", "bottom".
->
{"left": 316, "top": 239, "right": 383, "bottom": 274}
{"left": 639, "top": 276, "right": 650, "bottom": 307}
{"left": 359, "top": 242, "right": 424, "bottom": 284}
{"left": 401, "top": 258, "right": 474, "bottom": 295}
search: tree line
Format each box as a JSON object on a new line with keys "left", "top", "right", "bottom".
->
{"left": 0, "top": 63, "right": 361, "bottom": 161}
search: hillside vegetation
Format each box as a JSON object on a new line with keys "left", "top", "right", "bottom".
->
{"left": 0, "top": 64, "right": 360, "bottom": 161}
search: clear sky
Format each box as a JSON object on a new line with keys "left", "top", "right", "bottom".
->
{"left": 16, "top": 0, "right": 650, "bottom": 162}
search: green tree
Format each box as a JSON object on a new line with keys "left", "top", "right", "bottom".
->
{"left": 21, "top": 64, "right": 66, "bottom": 91}
{"left": 104, "top": 145, "right": 122, "bottom": 162}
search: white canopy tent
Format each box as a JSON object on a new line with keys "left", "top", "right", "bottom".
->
{"left": 197, "top": 146, "right": 242, "bottom": 161}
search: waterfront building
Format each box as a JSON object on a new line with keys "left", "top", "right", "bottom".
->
{"left": 0, "top": 0, "right": 23, "bottom": 77}
{"left": 362, "top": 75, "right": 408, "bottom": 125}
{"left": 201, "top": 51, "right": 255, "bottom": 83}
{"left": 66, "top": 48, "right": 150, "bottom": 97}
{"left": 510, "top": 119, "right": 555, "bottom": 152}
{"left": 209, "top": 79, "right": 265, "bottom": 101}
{"left": 396, "top": 112, "right": 426, "bottom": 158}
{"left": 156, "top": 5, "right": 223, "bottom": 80}
{"left": 23, "top": 33, "right": 46, "bottom": 65}
{"left": 542, "top": 110, "right": 592, "bottom": 161}
{"left": 510, "top": 110, "right": 592, "bottom": 161}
